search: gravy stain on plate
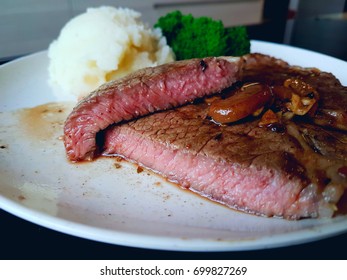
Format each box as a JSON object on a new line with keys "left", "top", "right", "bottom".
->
{"left": 17, "top": 102, "right": 74, "bottom": 141}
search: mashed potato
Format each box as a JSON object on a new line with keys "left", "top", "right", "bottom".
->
{"left": 48, "top": 6, "right": 175, "bottom": 100}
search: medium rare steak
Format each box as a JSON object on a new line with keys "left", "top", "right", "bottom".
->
{"left": 64, "top": 57, "right": 242, "bottom": 161}
{"left": 64, "top": 53, "right": 347, "bottom": 219}
{"left": 102, "top": 103, "right": 346, "bottom": 219}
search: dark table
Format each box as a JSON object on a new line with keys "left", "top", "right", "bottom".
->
{"left": 1, "top": 208, "right": 347, "bottom": 259}
{"left": 1, "top": 14, "right": 347, "bottom": 260}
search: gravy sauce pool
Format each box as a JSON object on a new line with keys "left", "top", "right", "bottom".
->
{"left": 17, "top": 102, "right": 74, "bottom": 141}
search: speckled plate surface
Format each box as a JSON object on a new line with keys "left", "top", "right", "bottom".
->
{"left": 1, "top": 41, "right": 347, "bottom": 251}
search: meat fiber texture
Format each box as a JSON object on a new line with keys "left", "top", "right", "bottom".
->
{"left": 64, "top": 56, "right": 241, "bottom": 161}
{"left": 64, "top": 53, "right": 347, "bottom": 219}
{"left": 48, "top": 6, "right": 174, "bottom": 100}
{"left": 103, "top": 104, "right": 317, "bottom": 219}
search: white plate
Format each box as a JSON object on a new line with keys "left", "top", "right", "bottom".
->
{"left": 1, "top": 40, "right": 346, "bottom": 252}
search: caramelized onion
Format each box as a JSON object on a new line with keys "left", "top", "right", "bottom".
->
{"left": 258, "top": 109, "right": 280, "bottom": 127}
{"left": 272, "top": 78, "right": 319, "bottom": 116}
{"left": 208, "top": 83, "right": 272, "bottom": 124}
{"left": 284, "top": 78, "right": 318, "bottom": 98}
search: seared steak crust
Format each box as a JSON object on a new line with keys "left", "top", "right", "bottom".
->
{"left": 242, "top": 53, "right": 347, "bottom": 131}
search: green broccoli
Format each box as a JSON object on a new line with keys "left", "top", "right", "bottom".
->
{"left": 154, "top": 11, "right": 250, "bottom": 60}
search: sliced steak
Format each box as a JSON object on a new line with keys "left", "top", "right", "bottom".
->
{"left": 100, "top": 53, "right": 347, "bottom": 219}
{"left": 64, "top": 57, "right": 242, "bottom": 161}
{"left": 64, "top": 53, "right": 347, "bottom": 219}
{"left": 103, "top": 103, "right": 346, "bottom": 219}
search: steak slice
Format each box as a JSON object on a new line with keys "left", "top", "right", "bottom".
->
{"left": 64, "top": 57, "right": 242, "bottom": 161}
{"left": 102, "top": 103, "right": 346, "bottom": 219}
{"left": 100, "top": 54, "right": 347, "bottom": 219}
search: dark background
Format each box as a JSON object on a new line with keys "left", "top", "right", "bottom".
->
{"left": 1, "top": 209, "right": 347, "bottom": 259}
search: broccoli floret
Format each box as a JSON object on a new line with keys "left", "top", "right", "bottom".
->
{"left": 154, "top": 11, "right": 250, "bottom": 60}
{"left": 225, "top": 26, "right": 251, "bottom": 56}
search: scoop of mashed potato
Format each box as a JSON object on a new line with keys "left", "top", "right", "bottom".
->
{"left": 48, "top": 6, "right": 175, "bottom": 100}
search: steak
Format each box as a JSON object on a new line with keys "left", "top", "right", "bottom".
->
{"left": 102, "top": 104, "right": 346, "bottom": 219}
{"left": 64, "top": 57, "right": 242, "bottom": 161}
{"left": 64, "top": 53, "right": 347, "bottom": 219}
{"left": 242, "top": 54, "right": 347, "bottom": 132}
